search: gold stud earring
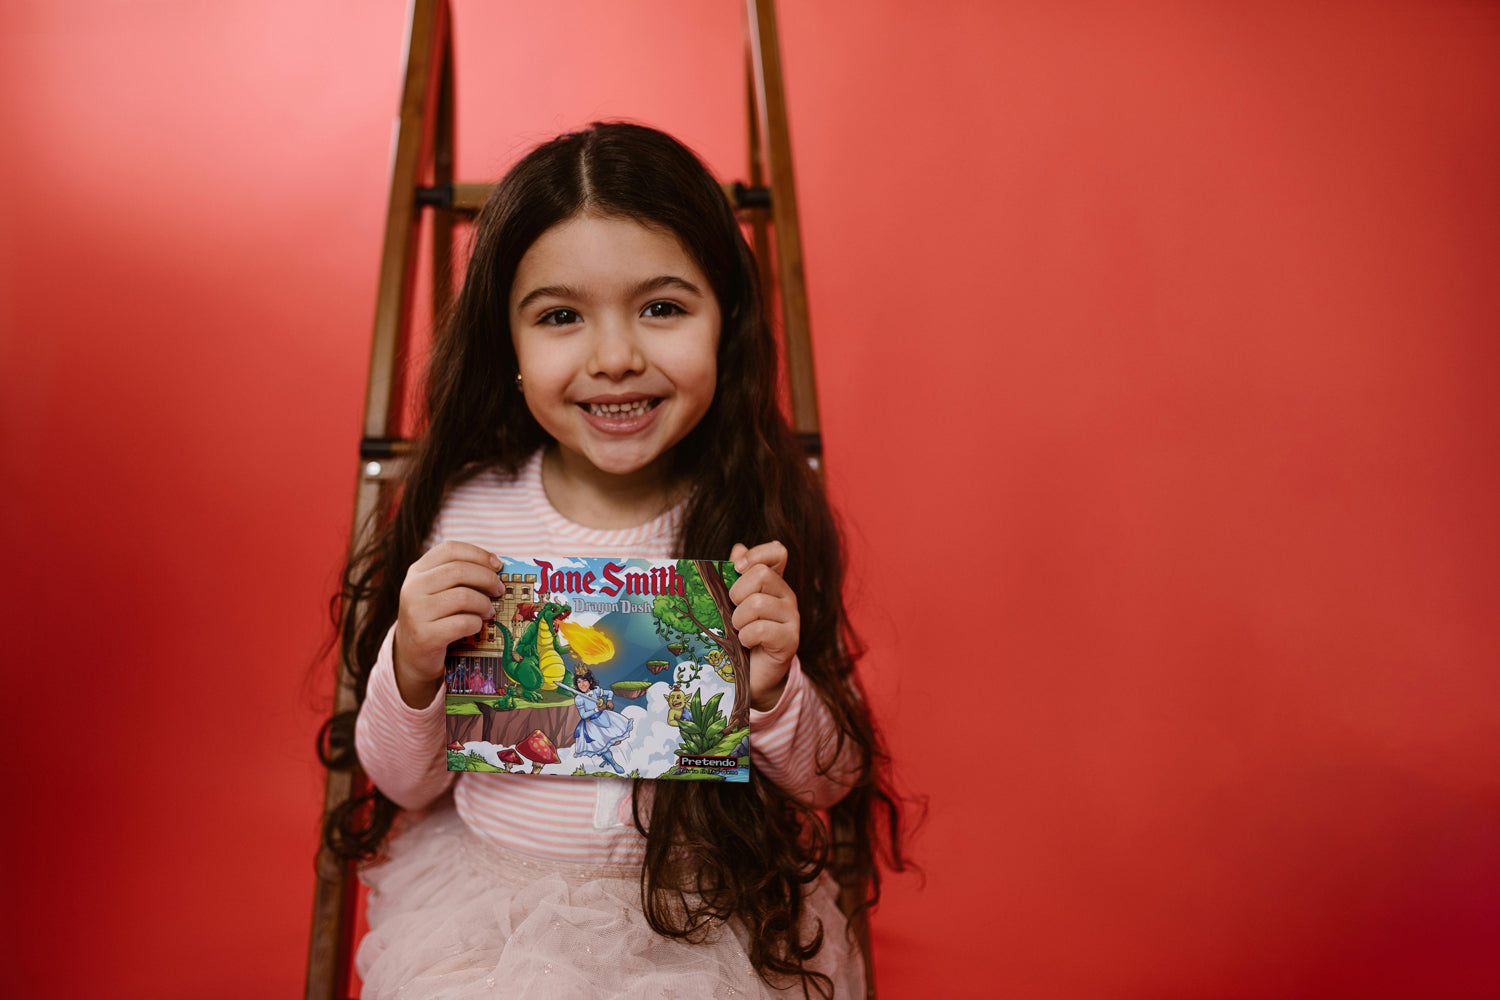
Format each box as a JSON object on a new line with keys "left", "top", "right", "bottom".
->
{"left": 515, "top": 374, "right": 523, "bottom": 390}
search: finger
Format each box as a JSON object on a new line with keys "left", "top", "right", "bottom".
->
{"left": 414, "top": 540, "right": 502, "bottom": 572}
{"left": 729, "top": 563, "right": 793, "bottom": 605}
{"left": 424, "top": 612, "right": 491, "bottom": 648}
{"left": 400, "top": 607, "right": 492, "bottom": 662}
{"left": 414, "top": 560, "right": 506, "bottom": 598}
{"left": 732, "top": 540, "right": 787, "bottom": 576}
{"left": 736, "top": 619, "right": 796, "bottom": 653}
{"left": 423, "top": 586, "right": 500, "bottom": 622}
{"left": 731, "top": 592, "right": 795, "bottom": 631}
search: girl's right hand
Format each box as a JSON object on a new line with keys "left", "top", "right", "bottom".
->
{"left": 392, "top": 541, "right": 504, "bottom": 708}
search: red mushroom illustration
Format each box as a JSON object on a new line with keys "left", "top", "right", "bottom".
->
{"left": 515, "top": 730, "right": 560, "bottom": 774}
{"left": 445, "top": 741, "right": 465, "bottom": 752}
{"left": 496, "top": 747, "right": 525, "bottom": 773}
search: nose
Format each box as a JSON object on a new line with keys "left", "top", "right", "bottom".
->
{"left": 587, "top": 313, "right": 646, "bottom": 380}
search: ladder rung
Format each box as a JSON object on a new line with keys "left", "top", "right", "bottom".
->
{"left": 729, "top": 182, "right": 771, "bottom": 209}
{"left": 414, "top": 181, "right": 771, "bottom": 214}
{"left": 412, "top": 182, "right": 492, "bottom": 212}
{"left": 359, "top": 437, "right": 413, "bottom": 460}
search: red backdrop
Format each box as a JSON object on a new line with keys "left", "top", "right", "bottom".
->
{"left": 2, "top": 2, "right": 1497, "bottom": 997}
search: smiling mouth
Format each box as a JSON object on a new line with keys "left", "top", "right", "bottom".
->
{"left": 580, "top": 399, "right": 661, "bottom": 419}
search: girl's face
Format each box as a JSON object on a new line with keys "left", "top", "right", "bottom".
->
{"left": 576, "top": 676, "right": 592, "bottom": 692}
{"left": 509, "top": 213, "right": 720, "bottom": 482}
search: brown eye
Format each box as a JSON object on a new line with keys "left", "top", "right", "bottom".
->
{"left": 540, "top": 308, "right": 581, "bottom": 326}
{"left": 642, "top": 301, "right": 684, "bottom": 318}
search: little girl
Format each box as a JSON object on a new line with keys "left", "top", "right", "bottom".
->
{"left": 560, "top": 668, "right": 632, "bottom": 775}
{"left": 321, "top": 123, "right": 903, "bottom": 999}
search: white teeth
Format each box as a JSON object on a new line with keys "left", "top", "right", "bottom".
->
{"left": 587, "top": 399, "right": 653, "bottom": 418}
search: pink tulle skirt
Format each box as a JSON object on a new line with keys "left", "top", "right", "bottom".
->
{"left": 356, "top": 803, "right": 865, "bottom": 999}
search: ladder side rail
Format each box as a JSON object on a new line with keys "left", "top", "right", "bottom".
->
{"left": 308, "top": 0, "right": 448, "bottom": 996}
{"left": 744, "top": 45, "right": 775, "bottom": 316}
{"left": 746, "top": 0, "right": 821, "bottom": 438}
{"left": 364, "top": 0, "right": 446, "bottom": 441}
{"left": 432, "top": 27, "right": 457, "bottom": 320}
{"left": 747, "top": 4, "right": 872, "bottom": 994}
{"left": 305, "top": 469, "right": 398, "bottom": 1000}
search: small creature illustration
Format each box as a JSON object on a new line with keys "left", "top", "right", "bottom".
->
{"left": 488, "top": 683, "right": 521, "bottom": 713}
{"left": 705, "top": 648, "right": 734, "bottom": 684}
{"left": 665, "top": 685, "right": 691, "bottom": 728}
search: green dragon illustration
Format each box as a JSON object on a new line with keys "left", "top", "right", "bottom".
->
{"left": 497, "top": 599, "right": 576, "bottom": 703}
{"left": 474, "top": 600, "right": 577, "bottom": 743}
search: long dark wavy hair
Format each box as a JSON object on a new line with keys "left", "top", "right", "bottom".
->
{"left": 319, "top": 122, "right": 906, "bottom": 997}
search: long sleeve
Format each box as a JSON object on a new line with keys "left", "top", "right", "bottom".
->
{"left": 749, "top": 657, "right": 861, "bottom": 810}
{"left": 354, "top": 626, "right": 456, "bottom": 811}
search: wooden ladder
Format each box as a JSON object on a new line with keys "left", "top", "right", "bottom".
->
{"left": 305, "top": 2, "right": 850, "bottom": 996}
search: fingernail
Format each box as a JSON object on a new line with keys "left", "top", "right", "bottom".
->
{"left": 489, "top": 554, "right": 502, "bottom": 569}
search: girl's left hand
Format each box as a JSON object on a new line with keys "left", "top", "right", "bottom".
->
{"left": 728, "top": 541, "right": 798, "bottom": 711}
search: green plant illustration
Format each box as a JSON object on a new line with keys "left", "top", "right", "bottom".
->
{"left": 674, "top": 689, "right": 749, "bottom": 759}
{"left": 570, "top": 764, "right": 641, "bottom": 779}
{"left": 446, "top": 749, "right": 504, "bottom": 773}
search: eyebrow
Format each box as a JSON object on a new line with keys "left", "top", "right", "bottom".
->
{"left": 513, "top": 274, "right": 705, "bottom": 313}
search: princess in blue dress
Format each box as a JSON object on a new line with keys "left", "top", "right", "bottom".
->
{"left": 557, "top": 668, "right": 633, "bottom": 774}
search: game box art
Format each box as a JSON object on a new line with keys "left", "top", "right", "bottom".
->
{"left": 444, "top": 556, "right": 751, "bottom": 782}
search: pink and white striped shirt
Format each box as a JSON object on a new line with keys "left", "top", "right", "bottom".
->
{"left": 355, "top": 450, "right": 857, "bottom": 865}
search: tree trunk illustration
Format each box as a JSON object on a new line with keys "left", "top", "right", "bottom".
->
{"left": 692, "top": 559, "right": 751, "bottom": 729}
